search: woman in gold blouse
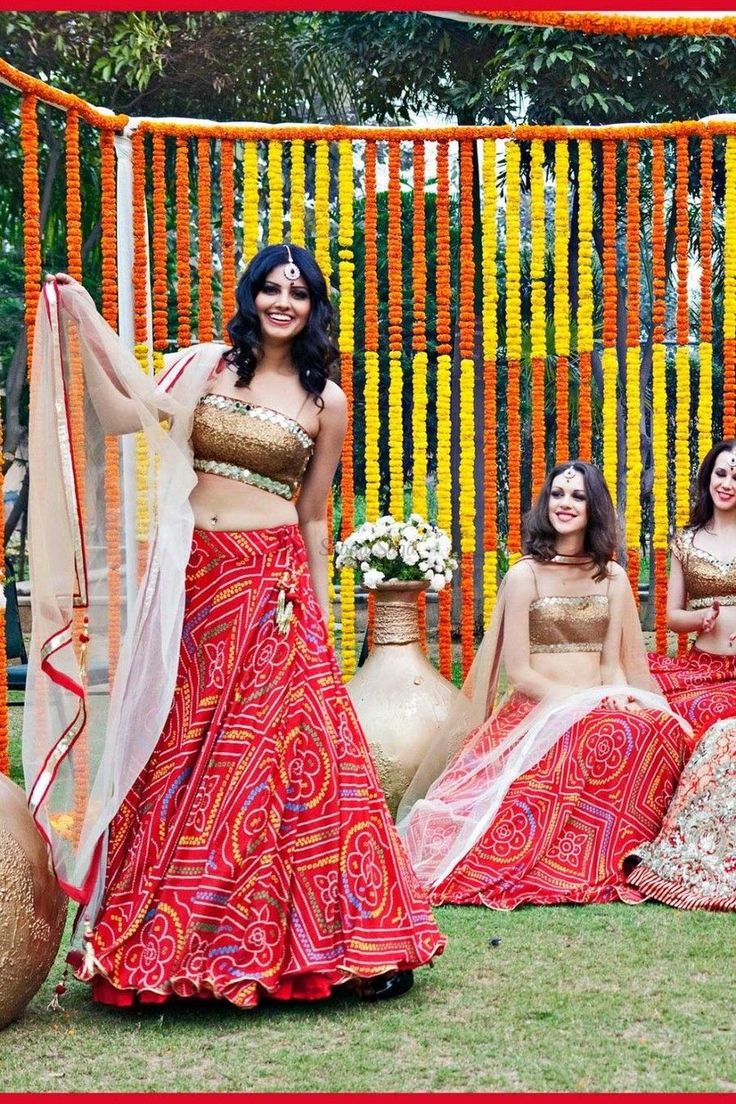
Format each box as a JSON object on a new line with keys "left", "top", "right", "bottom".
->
{"left": 27, "top": 247, "right": 444, "bottom": 1011}
{"left": 626, "top": 440, "right": 736, "bottom": 910}
{"left": 397, "top": 461, "right": 694, "bottom": 909}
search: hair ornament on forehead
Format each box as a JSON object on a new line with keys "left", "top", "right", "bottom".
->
{"left": 283, "top": 245, "right": 301, "bottom": 283}
{"left": 562, "top": 465, "right": 577, "bottom": 483}
{"left": 727, "top": 451, "right": 736, "bottom": 473}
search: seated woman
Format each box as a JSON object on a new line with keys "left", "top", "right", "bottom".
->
{"left": 397, "top": 461, "right": 694, "bottom": 909}
{"left": 626, "top": 439, "right": 736, "bottom": 911}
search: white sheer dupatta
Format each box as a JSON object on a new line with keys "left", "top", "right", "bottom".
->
{"left": 396, "top": 564, "right": 691, "bottom": 889}
{"left": 23, "top": 280, "right": 225, "bottom": 912}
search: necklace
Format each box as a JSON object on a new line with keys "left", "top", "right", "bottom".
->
{"left": 549, "top": 552, "right": 591, "bottom": 565}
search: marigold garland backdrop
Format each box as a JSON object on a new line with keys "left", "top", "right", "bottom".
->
{"left": 2, "top": 51, "right": 736, "bottom": 769}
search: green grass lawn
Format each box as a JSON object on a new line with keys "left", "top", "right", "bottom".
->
{"left": 3, "top": 715, "right": 735, "bottom": 1093}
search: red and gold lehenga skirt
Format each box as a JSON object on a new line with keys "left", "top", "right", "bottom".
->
{"left": 625, "top": 649, "right": 736, "bottom": 910}
{"left": 80, "top": 525, "right": 445, "bottom": 1007}
{"left": 430, "top": 693, "right": 693, "bottom": 910}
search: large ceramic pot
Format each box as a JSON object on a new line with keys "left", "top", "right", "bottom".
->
{"left": 347, "top": 580, "right": 458, "bottom": 818}
{"left": 0, "top": 775, "right": 67, "bottom": 1029}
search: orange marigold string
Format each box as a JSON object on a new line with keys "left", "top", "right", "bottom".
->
{"left": 151, "top": 134, "right": 168, "bottom": 350}
{"left": 387, "top": 139, "right": 404, "bottom": 520}
{"left": 197, "top": 137, "right": 213, "bottom": 342}
{"left": 601, "top": 140, "right": 618, "bottom": 503}
{"left": 435, "top": 140, "right": 453, "bottom": 680}
{"left": 21, "top": 94, "right": 41, "bottom": 382}
{"left": 529, "top": 138, "right": 546, "bottom": 490}
{"left": 725, "top": 138, "right": 736, "bottom": 439}
{"left": 554, "top": 141, "right": 570, "bottom": 461}
{"left": 175, "top": 136, "right": 192, "bottom": 347}
{"left": 461, "top": 10, "right": 736, "bottom": 37}
{"left": 576, "top": 140, "right": 594, "bottom": 460}
{"left": 220, "top": 140, "right": 236, "bottom": 338}
{"left": 132, "top": 128, "right": 149, "bottom": 348}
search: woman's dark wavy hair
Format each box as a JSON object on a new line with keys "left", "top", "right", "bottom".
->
{"left": 522, "top": 460, "right": 619, "bottom": 582}
{"left": 225, "top": 244, "right": 339, "bottom": 406}
{"left": 687, "top": 438, "right": 736, "bottom": 530}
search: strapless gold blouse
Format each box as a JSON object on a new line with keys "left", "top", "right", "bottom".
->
{"left": 528, "top": 594, "right": 609, "bottom": 654}
{"left": 191, "top": 393, "right": 315, "bottom": 501}
{"left": 671, "top": 527, "right": 736, "bottom": 610}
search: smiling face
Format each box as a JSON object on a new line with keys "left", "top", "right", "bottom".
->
{"left": 547, "top": 467, "right": 589, "bottom": 538}
{"left": 709, "top": 448, "right": 736, "bottom": 514}
{"left": 254, "top": 266, "right": 311, "bottom": 345}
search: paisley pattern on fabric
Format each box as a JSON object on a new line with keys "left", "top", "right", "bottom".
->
{"left": 626, "top": 719, "right": 736, "bottom": 910}
{"left": 625, "top": 648, "right": 736, "bottom": 910}
{"left": 427, "top": 693, "right": 693, "bottom": 910}
{"left": 80, "top": 525, "right": 445, "bottom": 1007}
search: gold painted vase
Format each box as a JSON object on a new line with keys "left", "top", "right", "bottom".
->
{"left": 347, "top": 580, "right": 458, "bottom": 819}
{"left": 0, "top": 775, "right": 67, "bottom": 1029}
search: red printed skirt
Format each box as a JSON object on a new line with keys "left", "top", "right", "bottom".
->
{"left": 625, "top": 649, "right": 736, "bottom": 910}
{"left": 648, "top": 647, "right": 736, "bottom": 740}
{"left": 431, "top": 693, "right": 693, "bottom": 910}
{"left": 83, "top": 526, "right": 445, "bottom": 1007}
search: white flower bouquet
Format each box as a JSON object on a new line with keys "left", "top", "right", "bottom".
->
{"left": 335, "top": 513, "right": 458, "bottom": 591}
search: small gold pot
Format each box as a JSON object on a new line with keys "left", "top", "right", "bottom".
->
{"left": 0, "top": 775, "right": 67, "bottom": 1029}
{"left": 347, "top": 580, "right": 458, "bottom": 818}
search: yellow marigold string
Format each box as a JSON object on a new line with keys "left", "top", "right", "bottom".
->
{"left": 505, "top": 140, "right": 522, "bottom": 556}
{"left": 482, "top": 138, "right": 498, "bottom": 622}
{"left": 268, "top": 140, "right": 283, "bottom": 245}
{"left": 554, "top": 141, "right": 570, "bottom": 460}
{"left": 675, "top": 136, "right": 692, "bottom": 654}
{"left": 21, "top": 94, "right": 41, "bottom": 381}
{"left": 220, "top": 139, "right": 236, "bottom": 335}
{"left": 529, "top": 138, "right": 546, "bottom": 491}
{"left": 625, "top": 139, "right": 642, "bottom": 606}
{"left": 100, "top": 129, "right": 122, "bottom": 677}
{"left": 290, "top": 139, "right": 305, "bottom": 246}
{"left": 337, "top": 139, "right": 356, "bottom": 679}
{"left": 314, "top": 140, "right": 331, "bottom": 290}
{"left": 601, "top": 140, "right": 618, "bottom": 503}
{"left": 197, "top": 137, "right": 213, "bottom": 342}
{"left": 363, "top": 141, "right": 380, "bottom": 523}
{"left": 151, "top": 134, "right": 168, "bottom": 350}
{"left": 411, "top": 140, "right": 429, "bottom": 647}
{"left": 724, "top": 137, "right": 736, "bottom": 439}
{"left": 387, "top": 139, "right": 405, "bottom": 520}
{"left": 313, "top": 138, "right": 334, "bottom": 642}
{"left": 435, "top": 140, "right": 453, "bottom": 678}
{"left": 242, "top": 140, "right": 260, "bottom": 263}
{"left": 175, "top": 136, "right": 192, "bottom": 346}
{"left": 651, "top": 138, "right": 669, "bottom": 652}
{"left": 459, "top": 139, "right": 477, "bottom": 675}
{"left": 699, "top": 137, "right": 714, "bottom": 452}
{"left": 576, "top": 140, "right": 594, "bottom": 461}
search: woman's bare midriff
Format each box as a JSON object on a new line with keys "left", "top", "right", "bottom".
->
{"left": 189, "top": 470, "right": 299, "bottom": 531}
{"left": 530, "top": 650, "right": 604, "bottom": 690}
{"left": 693, "top": 604, "right": 736, "bottom": 655}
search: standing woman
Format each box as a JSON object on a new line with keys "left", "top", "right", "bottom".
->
{"left": 626, "top": 440, "right": 736, "bottom": 910}
{"left": 397, "top": 461, "right": 694, "bottom": 909}
{"left": 24, "top": 244, "right": 444, "bottom": 1008}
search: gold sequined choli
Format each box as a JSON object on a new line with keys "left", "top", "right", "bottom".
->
{"left": 671, "top": 527, "right": 736, "bottom": 610}
{"left": 191, "top": 393, "right": 315, "bottom": 501}
{"left": 528, "top": 594, "right": 609, "bottom": 654}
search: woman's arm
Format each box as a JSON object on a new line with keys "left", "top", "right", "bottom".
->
{"left": 665, "top": 552, "right": 719, "bottom": 635}
{"left": 600, "top": 562, "right": 630, "bottom": 684}
{"left": 295, "top": 381, "right": 348, "bottom": 621}
{"left": 502, "top": 561, "right": 568, "bottom": 700}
